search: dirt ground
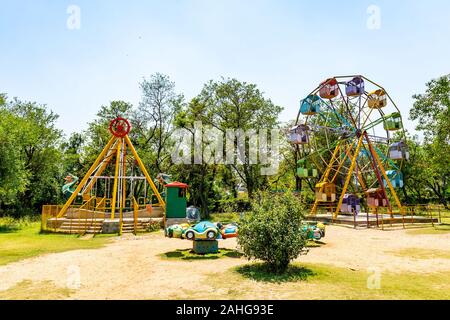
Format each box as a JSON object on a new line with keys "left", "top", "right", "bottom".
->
{"left": 1, "top": 225, "right": 450, "bottom": 300}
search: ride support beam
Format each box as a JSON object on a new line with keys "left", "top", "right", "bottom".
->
{"left": 57, "top": 136, "right": 117, "bottom": 218}
{"left": 364, "top": 133, "right": 393, "bottom": 215}
{"left": 124, "top": 135, "right": 166, "bottom": 209}
{"left": 369, "top": 139, "right": 404, "bottom": 215}
{"left": 310, "top": 141, "right": 341, "bottom": 215}
{"left": 333, "top": 134, "right": 365, "bottom": 219}
{"left": 330, "top": 142, "right": 352, "bottom": 183}
{"left": 83, "top": 143, "right": 117, "bottom": 195}
{"left": 110, "top": 139, "right": 122, "bottom": 220}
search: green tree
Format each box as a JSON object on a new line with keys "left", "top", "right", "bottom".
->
{"left": 0, "top": 96, "right": 28, "bottom": 208}
{"left": 173, "top": 98, "right": 224, "bottom": 218}
{"left": 0, "top": 96, "right": 63, "bottom": 214}
{"left": 192, "top": 78, "right": 283, "bottom": 198}
{"left": 411, "top": 75, "right": 450, "bottom": 142}
{"left": 60, "top": 132, "right": 86, "bottom": 178}
{"left": 410, "top": 75, "right": 450, "bottom": 208}
{"left": 237, "top": 192, "right": 308, "bottom": 273}
{"left": 134, "top": 73, "right": 184, "bottom": 173}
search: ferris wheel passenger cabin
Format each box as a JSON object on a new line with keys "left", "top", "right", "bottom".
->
{"left": 388, "top": 141, "right": 410, "bottom": 160}
{"left": 366, "top": 188, "right": 388, "bottom": 208}
{"left": 368, "top": 89, "right": 387, "bottom": 108}
{"left": 383, "top": 112, "right": 403, "bottom": 131}
{"left": 345, "top": 77, "right": 365, "bottom": 96}
{"left": 297, "top": 159, "right": 318, "bottom": 178}
{"left": 289, "top": 125, "right": 310, "bottom": 145}
{"left": 300, "top": 95, "right": 321, "bottom": 115}
{"left": 315, "top": 182, "right": 336, "bottom": 202}
{"left": 383, "top": 170, "right": 404, "bottom": 189}
{"left": 341, "top": 193, "right": 361, "bottom": 213}
{"left": 319, "top": 78, "right": 340, "bottom": 99}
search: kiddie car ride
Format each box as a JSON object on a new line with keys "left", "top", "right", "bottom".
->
{"left": 302, "top": 221, "right": 326, "bottom": 241}
{"left": 166, "top": 221, "right": 238, "bottom": 240}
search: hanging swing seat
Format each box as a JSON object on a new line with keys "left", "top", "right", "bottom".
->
{"left": 345, "top": 77, "right": 365, "bottom": 96}
{"left": 368, "top": 89, "right": 387, "bottom": 109}
{"left": 319, "top": 78, "right": 340, "bottom": 99}
{"left": 297, "top": 159, "right": 318, "bottom": 178}
{"left": 341, "top": 193, "right": 361, "bottom": 213}
{"left": 289, "top": 125, "right": 310, "bottom": 145}
{"left": 389, "top": 141, "right": 410, "bottom": 160}
{"left": 383, "top": 112, "right": 402, "bottom": 131}
{"left": 300, "top": 95, "right": 321, "bottom": 115}
{"left": 315, "top": 182, "right": 336, "bottom": 202}
{"left": 366, "top": 188, "right": 388, "bottom": 208}
{"left": 383, "top": 170, "right": 404, "bottom": 189}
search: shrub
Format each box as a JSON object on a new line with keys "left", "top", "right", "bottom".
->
{"left": 216, "top": 198, "right": 251, "bottom": 213}
{"left": 0, "top": 216, "right": 36, "bottom": 232}
{"left": 237, "top": 191, "right": 308, "bottom": 274}
{"left": 146, "top": 220, "right": 162, "bottom": 233}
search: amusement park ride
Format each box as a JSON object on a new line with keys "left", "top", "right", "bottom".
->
{"left": 43, "top": 117, "right": 190, "bottom": 234}
{"left": 290, "top": 75, "right": 410, "bottom": 220}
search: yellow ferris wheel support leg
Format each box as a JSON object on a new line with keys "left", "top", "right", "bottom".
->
{"left": 310, "top": 141, "right": 342, "bottom": 215}
{"left": 110, "top": 139, "right": 122, "bottom": 220}
{"left": 330, "top": 142, "right": 352, "bottom": 183}
{"left": 370, "top": 145, "right": 403, "bottom": 216}
{"left": 57, "top": 136, "right": 117, "bottom": 218}
{"left": 334, "top": 134, "right": 365, "bottom": 219}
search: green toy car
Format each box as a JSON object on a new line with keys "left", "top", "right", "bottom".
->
{"left": 183, "top": 221, "right": 220, "bottom": 240}
{"left": 166, "top": 223, "right": 190, "bottom": 238}
{"left": 302, "top": 221, "right": 326, "bottom": 240}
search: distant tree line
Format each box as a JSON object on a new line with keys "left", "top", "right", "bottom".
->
{"left": 0, "top": 74, "right": 449, "bottom": 216}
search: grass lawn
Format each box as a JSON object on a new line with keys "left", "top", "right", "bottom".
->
{"left": 210, "top": 212, "right": 241, "bottom": 224}
{"left": 406, "top": 224, "right": 450, "bottom": 235}
{"left": 0, "top": 280, "right": 73, "bottom": 300}
{"left": 0, "top": 222, "right": 114, "bottom": 266}
{"left": 387, "top": 248, "right": 450, "bottom": 260}
{"left": 201, "top": 262, "right": 450, "bottom": 300}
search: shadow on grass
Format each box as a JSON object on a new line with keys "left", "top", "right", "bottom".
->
{"left": 161, "top": 248, "right": 244, "bottom": 260}
{"left": 235, "top": 263, "right": 317, "bottom": 283}
{"left": 0, "top": 226, "right": 20, "bottom": 233}
{"left": 306, "top": 240, "right": 326, "bottom": 248}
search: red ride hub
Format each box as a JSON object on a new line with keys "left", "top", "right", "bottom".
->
{"left": 109, "top": 117, "right": 131, "bottom": 137}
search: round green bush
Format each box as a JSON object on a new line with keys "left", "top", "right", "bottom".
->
{"left": 237, "top": 191, "right": 308, "bottom": 273}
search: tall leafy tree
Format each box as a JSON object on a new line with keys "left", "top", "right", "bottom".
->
{"left": 192, "top": 78, "right": 283, "bottom": 198}
{"left": 0, "top": 96, "right": 63, "bottom": 214}
{"left": 0, "top": 95, "right": 28, "bottom": 208}
{"left": 134, "top": 73, "right": 184, "bottom": 173}
{"left": 410, "top": 75, "right": 450, "bottom": 208}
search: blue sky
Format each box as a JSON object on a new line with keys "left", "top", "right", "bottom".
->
{"left": 1, "top": 0, "right": 450, "bottom": 137}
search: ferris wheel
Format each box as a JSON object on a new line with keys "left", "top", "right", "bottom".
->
{"left": 290, "top": 75, "right": 409, "bottom": 218}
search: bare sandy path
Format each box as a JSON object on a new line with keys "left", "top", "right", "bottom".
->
{"left": 0, "top": 226, "right": 449, "bottom": 299}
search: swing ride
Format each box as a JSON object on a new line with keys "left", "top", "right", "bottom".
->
{"left": 290, "top": 75, "right": 410, "bottom": 220}
{"left": 42, "top": 117, "right": 170, "bottom": 234}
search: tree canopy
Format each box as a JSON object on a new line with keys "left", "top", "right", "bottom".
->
{"left": 1, "top": 73, "right": 449, "bottom": 216}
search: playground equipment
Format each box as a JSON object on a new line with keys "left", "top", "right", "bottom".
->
{"left": 302, "top": 221, "right": 326, "bottom": 241}
{"left": 42, "top": 117, "right": 167, "bottom": 235}
{"left": 166, "top": 221, "right": 238, "bottom": 254}
{"left": 292, "top": 75, "right": 408, "bottom": 219}
{"left": 62, "top": 174, "right": 79, "bottom": 200}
